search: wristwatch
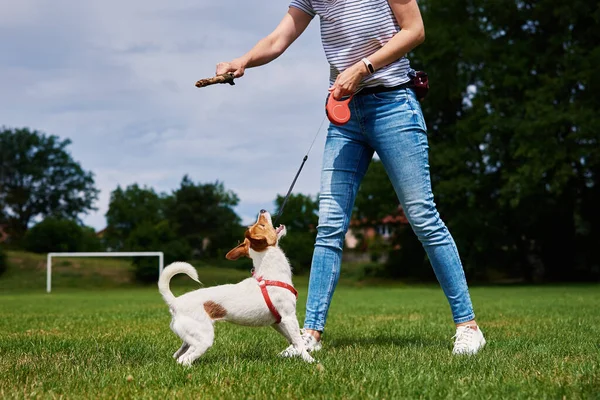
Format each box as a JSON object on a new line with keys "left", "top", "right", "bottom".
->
{"left": 361, "top": 58, "right": 375, "bottom": 74}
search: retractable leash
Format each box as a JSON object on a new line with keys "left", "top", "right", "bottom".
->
{"left": 325, "top": 93, "right": 353, "bottom": 125}
{"left": 274, "top": 91, "right": 356, "bottom": 224}
{"left": 273, "top": 115, "right": 327, "bottom": 226}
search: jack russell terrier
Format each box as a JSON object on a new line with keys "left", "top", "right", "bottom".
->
{"left": 158, "top": 210, "right": 314, "bottom": 366}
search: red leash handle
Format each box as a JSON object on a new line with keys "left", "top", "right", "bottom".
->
{"left": 326, "top": 94, "right": 353, "bottom": 125}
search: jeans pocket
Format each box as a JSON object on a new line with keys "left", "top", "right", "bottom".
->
{"left": 371, "top": 89, "right": 409, "bottom": 104}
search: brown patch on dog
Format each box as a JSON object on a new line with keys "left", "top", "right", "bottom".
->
{"left": 204, "top": 301, "right": 227, "bottom": 319}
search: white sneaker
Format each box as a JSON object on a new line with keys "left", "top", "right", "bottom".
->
{"left": 452, "top": 325, "right": 486, "bottom": 355}
{"left": 279, "top": 329, "right": 322, "bottom": 358}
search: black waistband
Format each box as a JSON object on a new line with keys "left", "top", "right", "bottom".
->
{"left": 356, "top": 81, "right": 413, "bottom": 96}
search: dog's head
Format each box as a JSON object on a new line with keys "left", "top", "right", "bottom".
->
{"left": 225, "top": 209, "right": 286, "bottom": 260}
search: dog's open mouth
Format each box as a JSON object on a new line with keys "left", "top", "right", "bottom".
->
{"left": 276, "top": 225, "right": 285, "bottom": 234}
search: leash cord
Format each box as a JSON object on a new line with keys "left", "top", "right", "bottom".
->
{"left": 274, "top": 115, "right": 327, "bottom": 225}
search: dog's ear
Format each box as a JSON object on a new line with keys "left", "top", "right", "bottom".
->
{"left": 277, "top": 225, "right": 287, "bottom": 240}
{"left": 225, "top": 239, "right": 249, "bottom": 260}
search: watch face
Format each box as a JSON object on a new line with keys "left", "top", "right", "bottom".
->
{"left": 362, "top": 58, "right": 374, "bottom": 74}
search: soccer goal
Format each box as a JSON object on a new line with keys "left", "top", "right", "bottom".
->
{"left": 46, "top": 251, "right": 164, "bottom": 293}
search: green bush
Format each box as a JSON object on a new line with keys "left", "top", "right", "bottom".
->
{"left": 127, "top": 220, "right": 192, "bottom": 283}
{"left": 278, "top": 230, "right": 316, "bottom": 275}
{"left": 24, "top": 217, "right": 103, "bottom": 253}
{"left": 0, "top": 246, "right": 6, "bottom": 277}
{"left": 383, "top": 226, "right": 434, "bottom": 281}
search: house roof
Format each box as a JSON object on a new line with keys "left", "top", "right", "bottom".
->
{"left": 350, "top": 205, "right": 409, "bottom": 226}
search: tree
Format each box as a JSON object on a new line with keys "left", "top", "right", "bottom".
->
{"left": 126, "top": 220, "right": 192, "bottom": 283}
{"left": 165, "top": 176, "right": 242, "bottom": 258}
{"left": 353, "top": 160, "right": 430, "bottom": 279}
{"left": 410, "top": 0, "right": 600, "bottom": 281}
{"left": 23, "top": 217, "right": 102, "bottom": 253}
{"left": 104, "top": 184, "right": 166, "bottom": 250}
{"left": 0, "top": 127, "right": 99, "bottom": 240}
{"left": 104, "top": 177, "right": 244, "bottom": 262}
{"left": 273, "top": 193, "right": 319, "bottom": 274}
{"left": 0, "top": 245, "right": 6, "bottom": 277}
{"left": 353, "top": 159, "right": 398, "bottom": 223}
{"left": 273, "top": 193, "right": 319, "bottom": 232}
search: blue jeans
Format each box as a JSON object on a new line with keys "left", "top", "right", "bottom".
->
{"left": 304, "top": 88, "right": 476, "bottom": 332}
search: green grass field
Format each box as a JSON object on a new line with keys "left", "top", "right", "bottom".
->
{"left": 1, "top": 252, "right": 599, "bottom": 399}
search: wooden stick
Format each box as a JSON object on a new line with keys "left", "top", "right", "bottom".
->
{"left": 195, "top": 73, "right": 235, "bottom": 88}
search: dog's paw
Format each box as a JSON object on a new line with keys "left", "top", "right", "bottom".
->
{"left": 177, "top": 356, "right": 193, "bottom": 367}
{"left": 301, "top": 351, "right": 316, "bottom": 364}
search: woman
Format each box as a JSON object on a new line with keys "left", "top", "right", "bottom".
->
{"left": 216, "top": 0, "right": 486, "bottom": 356}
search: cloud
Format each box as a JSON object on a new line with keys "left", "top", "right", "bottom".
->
{"left": 1, "top": 0, "right": 330, "bottom": 228}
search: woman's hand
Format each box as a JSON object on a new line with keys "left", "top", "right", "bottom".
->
{"left": 216, "top": 58, "right": 247, "bottom": 78}
{"left": 329, "top": 61, "right": 369, "bottom": 99}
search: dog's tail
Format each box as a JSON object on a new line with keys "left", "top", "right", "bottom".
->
{"left": 158, "top": 261, "right": 201, "bottom": 305}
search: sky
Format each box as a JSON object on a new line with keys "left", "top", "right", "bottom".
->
{"left": 0, "top": 0, "right": 332, "bottom": 229}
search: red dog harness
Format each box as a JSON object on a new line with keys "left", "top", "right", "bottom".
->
{"left": 252, "top": 271, "right": 298, "bottom": 324}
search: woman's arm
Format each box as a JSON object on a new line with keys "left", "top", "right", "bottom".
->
{"left": 330, "top": 0, "right": 425, "bottom": 99}
{"left": 366, "top": 0, "right": 425, "bottom": 72}
{"left": 216, "top": 7, "right": 313, "bottom": 78}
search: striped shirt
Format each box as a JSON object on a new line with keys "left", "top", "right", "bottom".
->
{"left": 289, "top": 0, "right": 413, "bottom": 89}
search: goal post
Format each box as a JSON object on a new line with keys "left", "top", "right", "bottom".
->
{"left": 46, "top": 251, "right": 164, "bottom": 293}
